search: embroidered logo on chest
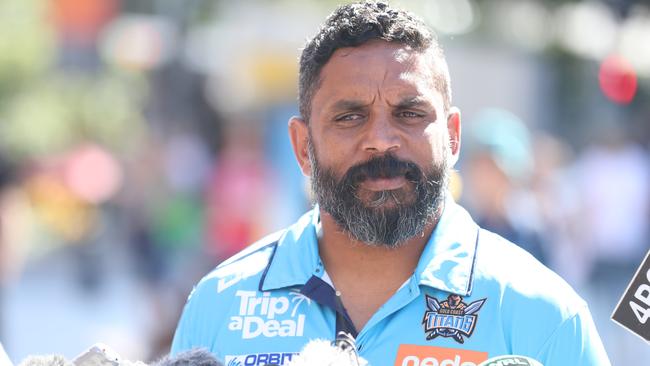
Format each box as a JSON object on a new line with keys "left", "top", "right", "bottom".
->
{"left": 422, "top": 294, "right": 486, "bottom": 344}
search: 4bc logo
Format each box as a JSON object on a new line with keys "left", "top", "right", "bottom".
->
{"left": 629, "top": 271, "right": 650, "bottom": 324}
{"left": 612, "top": 249, "right": 650, "bottom": 342}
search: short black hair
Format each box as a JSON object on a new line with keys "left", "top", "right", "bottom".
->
{"left": 298, "top": 1, "right": 451, "bottom": 122}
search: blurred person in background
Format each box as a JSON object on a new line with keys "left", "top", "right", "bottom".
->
{"left": 573, "top": 123, "right": 649, "bottom": 288}
{"left": 204, "top": 117, "right": 280, "bottom": 262}
{"left": 571, "top": 122, "right": 650, "bottom": 362}
{"left": 461, "top": 109, "right": 546, "bottom": 264}
{"left": 171, "top": 2, "right": 609, "bottom": 365}
{"left": 0, "top": 154, "right": 15, "bottom": 342}
{"left": 528, "top": 134, "right": 588, "bottom": 287}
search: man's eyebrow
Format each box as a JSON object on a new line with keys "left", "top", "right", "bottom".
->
{"left": 329, "top": 99, "right": 370, "bottom": 111}
{"left": 393, "top": 96, "right": 431, "bottom": 109}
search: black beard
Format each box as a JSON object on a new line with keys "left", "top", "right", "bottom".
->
{"left": 308, "top": 141, "right": 448, "bottom": 248}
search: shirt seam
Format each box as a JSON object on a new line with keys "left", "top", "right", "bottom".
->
{"left": 464, "top": 227, "right": 481, "bottom": 295}
{"left": 533, "top": 304, "right": 584, "bottom": 360}
{"left": 258, "top": 241, "right": 280, "bottom": 291}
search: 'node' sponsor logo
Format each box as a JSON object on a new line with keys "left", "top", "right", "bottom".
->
{"left": 228, "top": 290, "right": 311, "bottom": 339}
{"left": 394, "top": 345, "right": 488, "bottom": 366}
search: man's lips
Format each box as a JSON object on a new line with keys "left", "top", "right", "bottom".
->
{"left": 358, "top": 176, "right": 408, "bottom": 191}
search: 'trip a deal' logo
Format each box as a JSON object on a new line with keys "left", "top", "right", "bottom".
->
{"left": 422, "top": 294, "right": 486, "bottom": 344}
{"left": 228, "top": 290, "right": 311, "bottom": 339}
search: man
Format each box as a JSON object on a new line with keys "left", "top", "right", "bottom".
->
{"left": 171, "top": 2, "right": 610, "bottom": 365}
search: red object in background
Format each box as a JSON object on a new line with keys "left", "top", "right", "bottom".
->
{"left": 205, "top": 153, "right": 274, "bottom": 261}
{"left": 598, "top": 55, "right": 638, "bottom": 105}
{"left": 64, "top": 144, "right": 123, "bottom": 205}
{"left": 49, "top": 0, "right": 120, "bottom": 44}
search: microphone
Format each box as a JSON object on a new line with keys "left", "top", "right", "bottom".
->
{"left": 152, "top": 349, "right": 222, "bottom": 366}
{"left": 17, "top": 355, "right": 71, "bottom": 366}
{"left": 71, "top": 343, "right": 141, "bottom": 366}
{"left": 478, "top": 355, "right": 543, "bottom": 366}
{"left": 285, "top": 332, "right": 367, "bottom": 366}
{"left": 13, "top": 346, "right": 223, "bottom": 366}
{"left": 1, "top": 343, "right": 13, "bottom": 366}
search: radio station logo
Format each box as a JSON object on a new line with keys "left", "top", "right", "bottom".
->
{"left": 422, "top": 294, "right": 486, "bottom": 344}
{"left": 612, "top": 248, "right": 650, "bottom": 342}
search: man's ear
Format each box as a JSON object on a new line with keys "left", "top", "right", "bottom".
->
{"left": 288, "top": 116, "right": 312, "bottom": 176}
{"left": 447, "top": 107, "right": 461, "bottom": 165}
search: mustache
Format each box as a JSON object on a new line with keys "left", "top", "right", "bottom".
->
{"left": 342, "top": 154, "right": 423, "bottom": 186}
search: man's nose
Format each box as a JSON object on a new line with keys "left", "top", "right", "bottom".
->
{"left": 361, "top": 115, "right": 401, "bottom": 153}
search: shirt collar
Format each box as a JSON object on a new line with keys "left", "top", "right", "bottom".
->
{"left": 414, "top": 196, "right": 479, "bottom": 296}
{"left": 260, "top": 196, "right": 479, "bottom": 296}
{"left": 260, "top": 208, "right": 322, "bottom": 291}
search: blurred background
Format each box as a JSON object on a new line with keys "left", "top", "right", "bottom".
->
{"left": 0, "top": 0, "right": 648, "bottom": 364}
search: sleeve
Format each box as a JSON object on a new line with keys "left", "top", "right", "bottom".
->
{"left": 170, "top": 286, "right": 200, "bottom": 355}
{"left": 170, "top": 282, "right": 222, "bottom": 356}
{"left": 534, "top": 305, "right": 611, "bottom": 365}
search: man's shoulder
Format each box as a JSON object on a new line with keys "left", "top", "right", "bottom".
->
{"left": 195, "top": 229, "right": 286, "bottom": 297}
{"left": 172, "top": 217, "right": 320, "bottom": 356}
{"left": 473, "top": 229, "right": 609, "bottom": 363}
{"left": 186, "top": 208, "right": 319, "bottom": 306}
{"left": 475, "top": 229, "right": 587, "bottom": 319}
{"left": 174, "top": 230, "right": 285, "bottom": 342}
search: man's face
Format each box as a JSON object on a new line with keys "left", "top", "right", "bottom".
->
{"left": 290, "top": 40, "right": 461, "bottom": 247}
{"left": 448, "top": 294, "right": 462, "bottom": 308}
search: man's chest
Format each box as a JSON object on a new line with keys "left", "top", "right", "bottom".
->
{"left": 214, "top": 288, "right": 503, "bottom": 366}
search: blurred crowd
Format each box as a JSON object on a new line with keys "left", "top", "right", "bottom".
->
{"left": 0, "top": 0, "right": 649, "bottom": 365}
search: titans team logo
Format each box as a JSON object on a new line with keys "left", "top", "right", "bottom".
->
{"left": 422, "top": 294, "right": 486, "bottom": 344}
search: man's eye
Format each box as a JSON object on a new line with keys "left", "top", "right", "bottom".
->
{"left": 335, "top": 114, "right": 364, "bottom": 122}
{"left": 399, "top": 111, "right": 422, "bottom": 118}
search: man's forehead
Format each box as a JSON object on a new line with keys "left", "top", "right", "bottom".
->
{"left": 315, "top": 44, "right": 441, "bottom": 107}
{"left": 321, "top": 43, "right": 438, "bottom": 86}
{"left": 330, "top": 40, "right": 422, "bottom": 64}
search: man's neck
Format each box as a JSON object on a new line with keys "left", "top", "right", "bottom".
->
{"left": 318, "top": 211, "right": 435, "bottom": 279}
{"left": 316, "top": 209, "right": 439, "bottom": 331}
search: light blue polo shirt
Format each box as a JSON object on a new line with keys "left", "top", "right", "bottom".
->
{"left": 171, "top": 198, "right": 610, "bottom": 366}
